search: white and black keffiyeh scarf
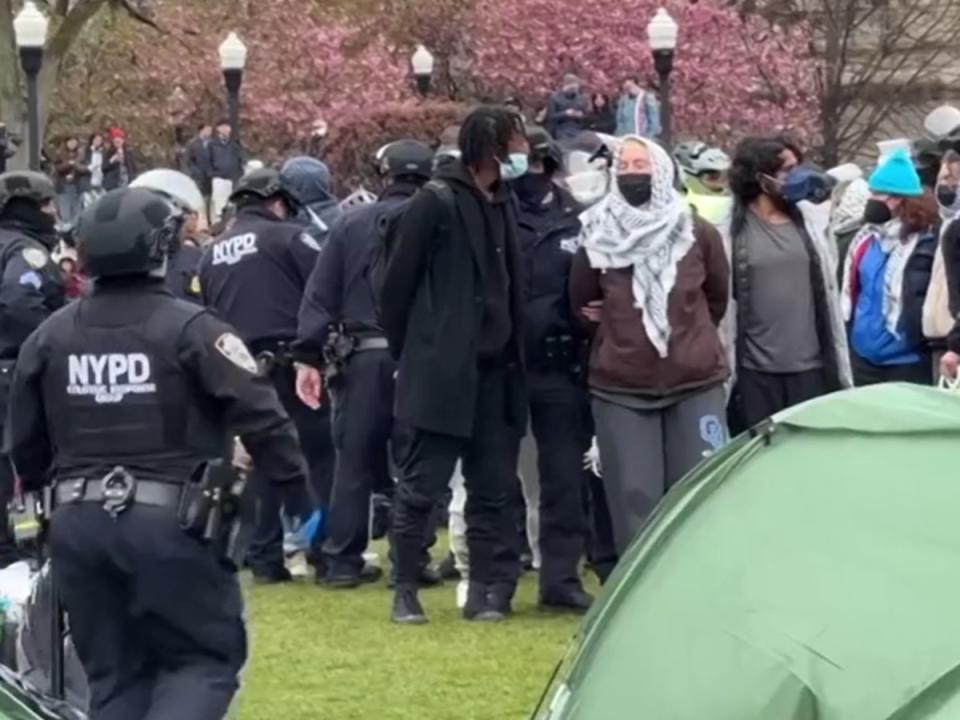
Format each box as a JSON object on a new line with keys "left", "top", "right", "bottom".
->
{"left": 579, "top": 136, "right": 696, "bottom": 358}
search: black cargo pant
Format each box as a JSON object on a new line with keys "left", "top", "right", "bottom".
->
{"left": 391, "top": 369, "right": 522, "bottom": 589}
{"left": 527, "top": 370, "right": 592, "bottom": 596}
{"left": 0, "top": 362, "right": 20, "bottom": 568}
{"left": 322, "top": 349, "right": 396, "bottom": 577}
{"left": 247, "top": 362, "right": 333, "bottom": 573}
{"left": 50, "top": 503, "right": 246, "bottom": 720}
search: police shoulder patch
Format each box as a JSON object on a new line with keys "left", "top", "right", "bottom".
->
{"left": 214, "top": 333, "right": 258, "bottom": 374}
{"left": 22, "top": 247, "right": 47, "bottom": 270}
{"left": 300, "top": 233, "right": 321, "bottom": 252}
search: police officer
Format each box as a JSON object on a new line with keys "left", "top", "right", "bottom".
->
{"left": 514, "top": 127, "right": 597, "bottom": 611}
{"left": 199, "top": 168, "right": 333, "bottom": 583}
{"left": 7, "top": 187, "right": 307, "bottom": 720}
{"left": 294, "top": 140, "right": 440, "bottom": 588}
{"left": 131, "top": 168, "right": 204, "bottom": 303}
{"left": 0, "top": 170, "right": 65, "bottom": 567}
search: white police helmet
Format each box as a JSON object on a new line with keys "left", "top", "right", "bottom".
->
{"left": 131, "top": 169, "right": 204, "bottom": 215}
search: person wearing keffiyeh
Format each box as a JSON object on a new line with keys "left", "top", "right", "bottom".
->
{"left": 569, "top": 135, "right": 730, "bottom": 556}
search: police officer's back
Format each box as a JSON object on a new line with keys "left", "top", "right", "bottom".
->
{"left": 294, "top": 140, "right": 436, "bottom": 587}
{"left": 199, "top": 168, "right": 329, "bottom": 583}
{"left": 8, "top": 188, "right": 306, "bottom": 719}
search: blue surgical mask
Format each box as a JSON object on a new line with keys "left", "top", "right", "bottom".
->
{"left": 499, "top": 153, "right": 529, "bottom": 181}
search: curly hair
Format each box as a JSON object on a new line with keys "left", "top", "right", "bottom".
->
{"left": 729, "top": 135, "right": 805, "bottom": 206}
{"left": 458, "top": 106, "right": 526, "bottom": 169}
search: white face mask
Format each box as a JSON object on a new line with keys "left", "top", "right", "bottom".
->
{"left": 565, "top": 170, "right": 610, "bottom": 206}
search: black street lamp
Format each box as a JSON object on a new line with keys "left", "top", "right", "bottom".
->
{"left": 411, "top": 44, "right": 435, "bottom": 97}
{"left": 14, "top": 1, "right": 48, "bottom": 171}
{"left": 219, "top": 32, "right": 248, "bottom": 144}
{"left": 647, "top": 7, "right": 678, "bottom": 149}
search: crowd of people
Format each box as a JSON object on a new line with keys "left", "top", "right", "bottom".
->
{"left": 5, "top": 68, "right": 960, "bottom": 717}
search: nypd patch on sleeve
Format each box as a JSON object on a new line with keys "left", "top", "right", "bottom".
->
{"left": 215, "top": 333, "right": 259, "bottom": 374}
{"left": 300, "top": 233, "right": 321, "bottom": 252}
{"left": 22, "top": 248, "right": 47, "bottom": 270}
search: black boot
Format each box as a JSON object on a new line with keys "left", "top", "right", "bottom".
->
{"left": 463, "top": 583, "right": 504, "bottom": 622}
{"left": 252, "top": 566, "right": 293, "bottom": 585}
{"left": 391, "top": 586, "right": 428, "bottom": 625}
{"left": 488, "top": 582, "right": 516, "bottom": 617}
{"left": 539, "top": 587, "right": 594, "bottom": 615}
{"left": 319, "top": 563, "right": 384, "bottom": 589}
{"left": 437, "top": 552, "right": 461, "bottom": 580}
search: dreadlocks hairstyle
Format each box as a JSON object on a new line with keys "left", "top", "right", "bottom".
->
{"left": 458, "top": 106, "right": 526, "bottom": 170}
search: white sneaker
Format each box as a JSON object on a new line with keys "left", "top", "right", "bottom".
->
{"left": 456, "top": 580, "right": 470, "bottom": 609}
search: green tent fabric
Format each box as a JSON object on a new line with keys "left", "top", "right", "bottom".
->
{"left": 534, "top": 385, "right": 960, "bottom": 720}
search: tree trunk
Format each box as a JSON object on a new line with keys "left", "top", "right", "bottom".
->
{"left": 0, "top": 0, "right": 28, "bottom": 169}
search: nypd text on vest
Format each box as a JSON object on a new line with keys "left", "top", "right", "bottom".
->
{"left": 212, "top": 233, "right": 258, "bottom": 266}
{"left": 67, "top": 353, "right": 157, "bottom": 404}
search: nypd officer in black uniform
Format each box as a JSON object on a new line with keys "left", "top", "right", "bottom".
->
{"left": 294, "top": 140, "right": 439, "bottom": 588}
{"left": 514, "top": 128, "right": 598, "bottom": 611}
{"left": 199, "top": 168, "right": 332, "bottom": 583}
{"left": 7, "top": 187, "right": 306, "bottom": 720}
{"left": 0, "top": 170, "right": 65, "bottom": 566}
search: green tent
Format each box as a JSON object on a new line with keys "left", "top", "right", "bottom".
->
{"left": 534, "top": 384, "right": 960, "bottom": 720}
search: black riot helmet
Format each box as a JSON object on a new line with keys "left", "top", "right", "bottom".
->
{"left": 76, "top": 187, "right": 184, "bottom": 278}
{"left": 0, "top": 170, "right": 56, "bottom": 215}
{"left": 229, "top": 168, "right": 300, "bottom": 213}
{"left": 374, "top": 140, "right": 435, "bottom": 182}
{"left": 526, "top": 126, "right": 563, "bottom": 175}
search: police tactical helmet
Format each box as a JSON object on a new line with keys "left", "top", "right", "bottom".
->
{"left": 0, "top": 170, "right": 56, "bottom": 214}
{"left": 375, "top": 140, "right": 435, "bottom": 180}
{"left": 130, "top": 169, "right": 205, "bottom": 215}
{"left": 526, "top": 126, "right": 563, "bottom": 173}
{"left": 229, "top": 167, "right": 298, "bottom": 207}
{"left": 76, "top": 188, "right": 184, "bottom": 278}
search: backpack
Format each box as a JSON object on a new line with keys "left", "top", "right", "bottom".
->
{"left": 368, "top": 180, "right": 454, "bottom": 318}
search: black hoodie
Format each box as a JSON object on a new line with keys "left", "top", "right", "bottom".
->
{"left": 380, "top": 159, "right": 527, "bottom": 437}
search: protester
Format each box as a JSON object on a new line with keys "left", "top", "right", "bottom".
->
{"left": 102, "top": 129, "right": 134, "bottom": 191}
{"left": 280, "top": 156, "right": 342, "bottom": 243}
{"left": 841, "top": 150, "right": 936, "bottom": 387}
{"left": 615, "top": 77, "right": 661, "bottom": 139}
{"left": 513, "top": 126, "right": 600, "bottom": 605}
{"left": 53, "top": 137, "right": 89, "bottom": 224}
{"left": 208, "top": 119, "right": 245, "bottom": 222}
{"left": 926, "top": 153, "right": 960, "bottom": 376}
{"left": 546, "top": 74, "right": 591, "bottom": 141}
{"left": 381, "top": 106, "right": 529, "bottom": 624}
{"left": 570, "top": 136, "right": 729, "bottom": 555}
{"left": 84, "top": 133, "right": 105, "bottom": 206}
{"left": 586, "top": 94, "right": 616, "bottom": 135}
{"left": 308, "top": 118, "right": 329, "bottom": 158}
{"left": 828, "top": 175, "right": 871, "bottom": 285}
{"left": 724, "top": 136, "right": 851, "bottom": 432}
{"left": 186, "top": 123, "right": 213, "bottom": 210}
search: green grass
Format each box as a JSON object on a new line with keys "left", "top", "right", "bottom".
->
{"left": 237, "top": 543, "right": 591, "bottom": 720}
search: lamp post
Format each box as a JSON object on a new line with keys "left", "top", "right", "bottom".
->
{"left": 219, "top": 32, "right": 248, "bottom": 144}
{"left": 14, "top": 1, "right": 48, "bottom": 171}
{"left": 411, "top": 44, "right": 435, "bottom": 97}
{"left": 647, "top": 7, "right": 678, "bottom": 149}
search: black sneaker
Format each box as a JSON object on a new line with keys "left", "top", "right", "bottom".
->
{"left": 318, "top": 564, "right": 383, "bottom": 589}
{"left": 539, "top": 587, "right": 594, "bottom": 615}
{"left": 437, "top": 552, "right": 461, "bottom": 580}
{"left": 252, "top": 566, "right": 293, "bottom": 585}
{"left": 463, "top": 583, "right": 505, "bottom": 622}
{"left": 391, "top": 587, "right": 428, "bottom": 624}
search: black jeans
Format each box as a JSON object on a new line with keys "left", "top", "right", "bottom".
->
{"left": 851, "top": 351, "right": 932, "bottom": 387}
{"left": 50, "top": 503, "right": 246, "bottom": 720}
{"left": 247, "top": 363, "right": 332, "bottom": 573}
{"left": 322, "top": 350, "right": 396, "bottom": 576}
{"left": 527, "top": 370, "right": 592, "bottom": 595}
{"left": 733, "top": 366, "right": 828, "bottom": 432}
{"left": 391, "top": 369, "right": 522, "bottom": 589}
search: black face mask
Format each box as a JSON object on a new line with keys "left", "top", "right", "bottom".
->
{"left": 513, "top": 172, "right": 552, "bottom": 206}
{"left": 937, "top": 184, "right": 958, "bottom": 208}
{"left": 863, "top": 198, "right": 893, "bottom": 225}
{"left": 0, "top": 200, "right": 57, "bottom": 248}
{"left": 617, "top": 174, "right": 653, "bottom": 207}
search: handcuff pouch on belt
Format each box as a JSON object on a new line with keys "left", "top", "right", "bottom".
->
{"left": 101, "top": 466, "right": 137, "bottom": 518}
{"left": 322, "top": 325, "right": 356, "bottom": 388}
{"left": 177, "top": 459, "right": 255, "bottom": 567}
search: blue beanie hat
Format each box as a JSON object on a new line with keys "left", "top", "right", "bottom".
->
{"left": 868, "top": 149, "right": 923, "bottom": 197}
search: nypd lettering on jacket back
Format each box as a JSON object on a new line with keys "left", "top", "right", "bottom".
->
{"left": 67, "top": 353, "right": 157, "bottom": 404}
{"left": 212, "top": 233, "right": 258, "bottom": 266}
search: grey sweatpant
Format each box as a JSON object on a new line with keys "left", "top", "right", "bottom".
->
{"left": 592, "top": 385, "right": 727, "bottom": 554}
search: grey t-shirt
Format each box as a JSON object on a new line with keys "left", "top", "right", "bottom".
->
{"left": 739, "top": 213, "right": 822, "bottom": 373}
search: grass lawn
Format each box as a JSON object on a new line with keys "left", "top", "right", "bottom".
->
{"left": 237, "top": 542, "right": 592, "bottom": 720}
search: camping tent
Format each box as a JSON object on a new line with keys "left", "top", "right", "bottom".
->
{"left": 534, "top": 384, "right": 960, "bottom": 719}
